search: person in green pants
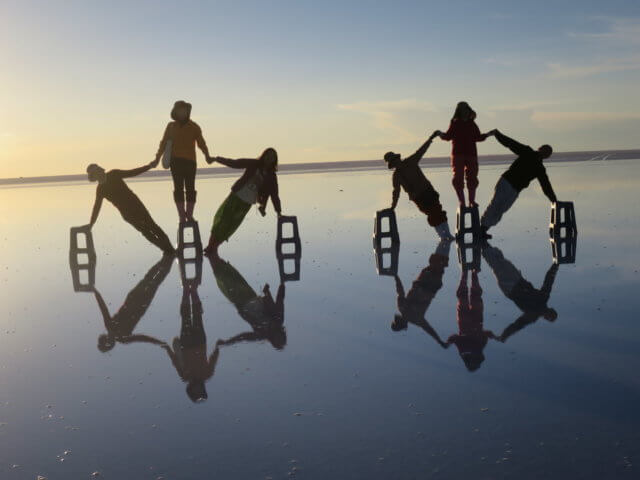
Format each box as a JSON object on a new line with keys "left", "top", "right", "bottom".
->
{"left": 204, "top": 148, "right": 282, "bottom": 259}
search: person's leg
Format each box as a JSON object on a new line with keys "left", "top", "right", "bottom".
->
{"left": 171, "top": 159, "right": 187, "bottom": 222}
{"left": 204, "top": 194, "right": 252, "bottom": 258}
{"left": 184, "top": 161, "right": 197, "bottom": 221}
{"left": 466, "top": 156, "right": 479, "bottom": 207}
{"left": 481, "top": 244, "right": 521, "bottom": 297}
{"left": 147, "top": 219, "right": 175, "bottom": 253}
{"left": 480, "top": 177, "right": 519, "bottom": 232}
{"left": 451, "top": 156, "right": 466, "bottom": 207}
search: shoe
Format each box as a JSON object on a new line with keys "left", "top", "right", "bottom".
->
{"left": 480, "top": 226, "right": 492, "bottom": 239}
{"left": 435, "top": 222, "right": 455, "bottom": 241}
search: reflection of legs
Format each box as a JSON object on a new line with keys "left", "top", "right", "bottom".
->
{"left": 480, "top": 177, "right": 519, "bottom": 229}
{"left": 465, "top": 157, "right": 479, "bottom": 207}
{"left": 210, "top": 258, "right": 257, "bottom": 308}
{"left": 469, "top": 270, "right": 483, "bottom": 315}
{"left": 451, "top": 156, "right": 466, "bottom": 206}
{"left": 482, "top": 244, "right": 522, "bottom": 297}
{"left": 180, "top": 287, "right": 205, "bottom": 344}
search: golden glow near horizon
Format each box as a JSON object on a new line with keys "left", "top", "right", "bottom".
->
{"left": 1, "top": 2, "right": 639, "bottom": 178}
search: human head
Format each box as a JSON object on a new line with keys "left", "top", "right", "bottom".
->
{"left": 384, "top": 151, "right": 402, "bottom": 169}
{"left": 259, "top": 147, "right": 278, "bottom": 171}
{"left": 460, "top": 350, "right": 485, "bottom": 372}
{"left": 186, "top": 381, "right": 208, "bottom": 403}
{"left": 538, "top": 144, "right": 553, "bottom": 160}
{"left": 267, "top": 326, "right": 287, "bottom": 350}
{"left": 391, "top": 314, "right": 408, "bottom": 332}
{"left": 87, "top": 163, "right": 106, "bottom": 184}
{"left": 452, "top": 101, "right": 476, "bottom": 122}
{"left": 97, "top": 333, "right": 115, "bottom": 352}
{"left": 170, "top": 100, "right": 192, "bottom": 123}
{"left": 543, "top": 308, "right": 558, "bottom": 321}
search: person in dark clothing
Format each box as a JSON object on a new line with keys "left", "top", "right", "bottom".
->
{"left": 209, "top": 257, "right": 287, "bottom": 351}
{"left": 482, "top": 243, "right": 558, "bottom": 342}
{"left": 385, "top": 132, "right": 454, "bottom": 240}
{"left": 86, "top": 160, "right": 175, "bottom": 254}
{"left": 162, "top": 274, "right": 220, "bottom": 403}
{"left": 203, "top": 148, "right": 283, "bottom": 258}
{"left": 480, "top": 130, "right": 557, "bottom": 237}
{"left": 391, "top": 239, "right": 452, "bottom": 348}
{"left": 154, "top": 100, "right": 211, "bottom": 222}
{"left": 446, "top": 269, "right": 497, "bottom": 372}
{"left": 93, "top": 255, "right": 173, "bottom": 353}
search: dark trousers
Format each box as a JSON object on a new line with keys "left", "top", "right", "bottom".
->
{"left": 414, "top": 189, "right": 448, "bottom": 227}
{"left": 171, "top": 157, "right": 197, "bottom": 203}
{"left": 123, "top": 210, "right": 173, "bottom": 252}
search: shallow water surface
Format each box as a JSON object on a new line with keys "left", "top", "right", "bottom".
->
{"left": 0, "top": 160, "right": 639, "bottom": 479}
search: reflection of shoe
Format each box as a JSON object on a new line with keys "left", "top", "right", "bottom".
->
{"left": 470, "top": 202, "right": 479, "bottom": 208}
{"left": 480, "top": 226, "right": 492, "bottom": 239}
{"left": 435, "top": 222, "right": 454, "bottom": 241}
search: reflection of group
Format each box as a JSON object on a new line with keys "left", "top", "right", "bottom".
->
{"left": 69, "top": 229, "right": 297, "bottom": 402}
{"left": 382, "top": 238, "right": 561, "bottom": 372}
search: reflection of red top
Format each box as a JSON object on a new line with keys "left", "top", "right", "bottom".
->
{"left": 441, "top": 120, "right": 487, "bottom": 157}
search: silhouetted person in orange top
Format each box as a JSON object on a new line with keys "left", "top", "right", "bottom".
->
{"left": 93, "top": 255, "right": 173, "bottom": 353}
{"left": 210, "top": 257, "right": 287, "bottom": 351}
{"left": 385, "top": 132, "right": 454, "bottom": 240}
{"left": 86, "top": 160, "right": 174, "bottom": 254}
{"left": 446, "top": 269, "right": 497, "bottom": 372}
{"left": 162, "top": 279, "right": 220, "bottom": 403}
{"left": 391, "top": 239, "right": 452, "bottom": 347}
{"left": 155, "top": 100, "right": 211, "bottom": 222}
{"left": 482, "top": 243, "right": 559, "bottom": 342}
{"left": 480, "top": 130, "right": 557, "bottom": 238}
{"left": 436, "top": 101, "right": 492, "bottom": 207}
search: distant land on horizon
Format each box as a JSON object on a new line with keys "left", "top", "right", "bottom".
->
{"left": 1, "top": 149, "right": 638, "bottom": 187}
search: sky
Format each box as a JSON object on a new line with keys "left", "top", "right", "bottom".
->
{"left": 1, "top": 0, "right": 639, "bottom": 178}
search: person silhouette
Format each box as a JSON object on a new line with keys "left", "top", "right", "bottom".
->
{"left": 86, "top": 161, "right": 174, "bottom": 254}
{"left": 446, "top": 269, "right": 497, "bottom": 372}
{"left": 162, "top": 272, "right": 220, "bottom": 403}
{"left": 435, "top": 101, "right": 493, "bottom": 207}
{"left": 209, "top": 257, "right": 287, "bottom": 351}
{"left": 92, "top": 255, "right": 173, "bottom": 353}
{"left": 385, "top": 132, "right": 455, "bottom": 240}
{"left": 203, "top": 148, "right": 283, "bottom": 258}
{"left": 391, "top": 239, "right": 452, "bottom": 347}
{"left": 480, "top": 130, "right": 557, "bottom": 238}
{"left": 154, "top": 100, "right": 211, "bottom": 222}
{"left": 482, "top": 243, "right": 559, "bottom": 342}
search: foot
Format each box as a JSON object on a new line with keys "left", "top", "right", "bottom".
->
{"left": 162, "top": 247, "right": 176, "bottom": 257}
{"left": 470, "top": 202, "right": 479, "bottom": 208}
{"left": 480, "top": 226, "right": 492, "bottom": 239}
{"left": 203, "top": 245, "right": 220, "bottom": 260}
{"left": 458, "top": 201, "right": 466, "bottom": 208}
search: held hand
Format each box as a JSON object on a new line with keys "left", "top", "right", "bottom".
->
{"left": 431, "top": 130, "right": 442, "bottom": 139}
{"left": 258, "top": 205, "right": 267, "bottom": 217}
{"left": 149, "top": 158, "right": 160, "bottom": 168}
{"left": 205, "top": 155, "right": 215, "bottom": 165}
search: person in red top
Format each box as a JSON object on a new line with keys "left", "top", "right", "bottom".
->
{"left": 436, "top": 102, "right": 493, "bottom": 207}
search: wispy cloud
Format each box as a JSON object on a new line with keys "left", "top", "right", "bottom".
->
{"left": 531, "top": 111, "right": 640, "bottom": 130}
{"left": 337, "top": 99, "right": 437, "bottom": 142}
{"left": 569, "top": 17, "right": 640, "bottom": 45}
{"left": 547, "top": 57, "right": 640, "bottom": 78}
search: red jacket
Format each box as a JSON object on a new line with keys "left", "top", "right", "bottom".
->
{"left": 441, "top": 119, "right": 487, "bottom": 157}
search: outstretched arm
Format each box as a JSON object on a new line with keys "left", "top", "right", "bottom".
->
{"left": 406, "top": 134, "right": 437, "bottom": 165}
{"left": 494, "top": 130, "right": 530, "bottom": 156}
{"left": 439, "top": 122, "right": 454, "bottom": 141}
{"left": 117, "top": 160, "right": 156, "bottom": 179}
{"left": 213, "top": 157, "right": 259, "bottom": 169}
{"left": 538, "top": 172, "right": 557, "bottom": 203}
{"left": 194, "top": 124, "right": 210, "bottom": 159}
{"left": 89, "top": 191, "right": 103, "bottom": 227}
{"left": 155, "top": 123, "right": 171, "bottom": 161}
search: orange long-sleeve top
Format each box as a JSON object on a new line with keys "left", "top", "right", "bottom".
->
{"left": 157, "top": 120, "right": 207, "bottom": 162}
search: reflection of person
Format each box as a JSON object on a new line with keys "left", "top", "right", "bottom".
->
{"left": 162, "top": 282, "right": 220, "bottom": 403}
{"left": 203, "top": 148, "right": 282, "bottom": 259}
{"left": 93, "top": 255, "right": 173, "bottom": 352}
{"left": 86, "top": 161, "right": 174, "bottom": 254}
{"left": 436, "top": 102, "right": 492, "bottom": 207}
{"left": 480, "top": 130, "right": 557, "bottom": 238}
{"left": 154, "top": 100, "right": 210, "bottom": 222}
{"left": 210, "top": 257, "right": 286, "bottom": 350}
{"left": 391, "top": 240, "right": 452, "bottom": 347}
{"left": 385, "top": 132, "right": 454, "bottom": 240}
{"left": 446, "top": 269, "right": 497, "bottom": 371}
{"left": 482, "top": 243, "right": 558, "bottom": 342}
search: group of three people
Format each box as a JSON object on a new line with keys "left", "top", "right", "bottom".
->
{"left": 85, "top": 100, "right": 558, "bottom": 255}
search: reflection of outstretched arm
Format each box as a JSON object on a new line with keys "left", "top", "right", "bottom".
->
{"left": 413, "top": 318, "right": 448, "bottom": 348}
{"left": 206, "top": 346, "right": 221, "bottom": 379}
{"left": 541, "top": 264, "right": 559, "bottom": 301}
{"left": 162, "top": 346, "right": 184, "bottom": 378}
{"left": 94, "top": 290, "right": 111, "bottom": 326}
{"left": 89, "top": 191, "right": 103, "bottom": 226}
{"left": 498, "top": 313, "right": 538, "bottom": 343}
{"left": 120, "top": 334, "right": 166, "bottom": 345}
{"left": 394, "top": 275, "right": 405, "bottom": 302}
{"left": 218, "top": 331, "right": 262, "bottom": 346}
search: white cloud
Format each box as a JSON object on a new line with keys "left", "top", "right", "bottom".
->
{"left": 547, "top": 57, "right": 640, "bottom": 78}
{"left": 531, "top": 111, "right": 640, "bottom": 130}
{"left": 569, "top": 17, "right": 640, "bottom": 45}
{"left": 337, "top": 99, "right": 437, "bottom": 142}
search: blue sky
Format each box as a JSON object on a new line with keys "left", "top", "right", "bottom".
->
{"left": 1, "top": 0, "right": 639, "bottom": 177}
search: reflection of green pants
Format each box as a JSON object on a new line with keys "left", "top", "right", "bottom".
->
{"left": 211, "top": 193, "right": 252, "bottom": 242}
{"left": 212, "top": 260, "right": 256, "bottom": 308}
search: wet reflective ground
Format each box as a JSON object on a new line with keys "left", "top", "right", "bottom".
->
{"left": 1, "top": 160, "right": 639, "bottom": 479}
